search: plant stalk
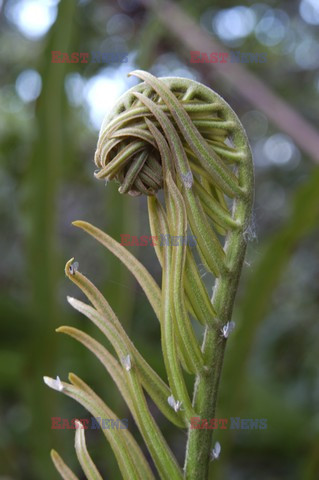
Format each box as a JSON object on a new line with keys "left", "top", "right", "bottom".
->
{"left": 184, "top": 231, "right": 248, "bottom": 479}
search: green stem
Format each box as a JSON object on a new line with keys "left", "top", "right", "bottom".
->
{"left": 184, "top": 231, "right": 248, "bottom": 479}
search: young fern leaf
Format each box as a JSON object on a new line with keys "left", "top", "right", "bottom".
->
{"left": 65, "top": 297, "right": 183, "bottom": 478}
{"left": 56, "top": 325, "right": 135, "bottom": 412}
{"left": 50, "top": 449, "right": 79, "bottom": 480}
{"left": 50, "top": 373, "right": 154, "bottom": 480}
{"left": 45, "top": 70, "right": 253, "bottom": 480}
{"left": 74, "top": 420, "right": 104, "bottom": 480}
{"left": 165, "top": 171, "right": 204, "bottom": 374}
{"left": 64, "top": 258, "right": 185, "bottom": 428}
{"left": 71, "top": 221, "right": 162, "bottom": 319}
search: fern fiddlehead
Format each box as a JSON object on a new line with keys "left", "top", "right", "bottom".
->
{"left": 44, "top": 70, "right": 254, "bottom": 479}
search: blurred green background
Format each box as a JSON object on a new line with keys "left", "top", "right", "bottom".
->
{"left": 0, "top": 0, "right": 319, "bottom": 478}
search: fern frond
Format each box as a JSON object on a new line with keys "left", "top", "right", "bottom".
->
{"left": 44, "top": 70, "right": 254, "bottom": 480}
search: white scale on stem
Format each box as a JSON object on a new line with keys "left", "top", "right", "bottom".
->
{"left": 211, "top": 441, "right": 221, "bottom": 461}
{"left": 121, "top": 354, "right": 132, "bottom": 371}
{"left": 221, "top": 321, "right": 236, "bottom": 339}
{"left": 167, "top": 395, "right": 183, "bottom": 412}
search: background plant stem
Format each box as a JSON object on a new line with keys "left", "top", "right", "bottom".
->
{"left": 26, "top": 1, "right": 76, "bottom": 476}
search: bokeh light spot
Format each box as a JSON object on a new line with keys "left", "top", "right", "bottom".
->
{"left": 5, "top": 0, "right": 58, "bottom": 40}
{"left": 15, "top": 69, "right": 42, "bottom": 102}
{"left": 212, "top": 6, "right": 256, "bottom": 44}
{"left": 294, "top": 38, "right": 319, "bottom": 70}
{"left": 263, "top": 134, "right": 299, "bottom": 166}
{"left": 65, "top": 73, "right": 85, "bottom": 107}
{"left": 299, "top": 0, "right": 319, "bottom": 26}
{"left": 255, "top": 9, "right": 289, "bottom": 47}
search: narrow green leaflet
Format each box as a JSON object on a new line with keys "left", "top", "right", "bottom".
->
{"left": 64, "top": 259, "right": 185, "bottom": 428}
{"left": 50, "top": 450, "right": 79, "bottom": 480}
{"left": 74, "top": 420, "right": 104, "bottom": 480}
{"left": 72, "top": 221, "right": 161, "bottom": 319}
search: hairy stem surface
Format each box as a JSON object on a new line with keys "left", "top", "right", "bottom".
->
{"left": 185, "top": 232, "right": 248, "bottom": 479}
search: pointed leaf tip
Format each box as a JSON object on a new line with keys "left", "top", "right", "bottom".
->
{"left": 43, "top": 375, "right": 64, "bottom": 392}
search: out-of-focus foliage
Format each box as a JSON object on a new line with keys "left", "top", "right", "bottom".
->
{"left": 0, "top": 0, "right": 318, "bottom": 479}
